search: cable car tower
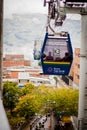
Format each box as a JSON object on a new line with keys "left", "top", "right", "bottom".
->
{"left": 43, "top": 0, "right": 87, "bottom": 130}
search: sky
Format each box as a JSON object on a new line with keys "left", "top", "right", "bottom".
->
{"left": 3, "top": 0, "right": 81, "bottom": 60}
{"left": 4, "top": 0, "right": 48, "bottom": 18}
{"left": 4, "top": 0, "right": 81, "bottom": 20}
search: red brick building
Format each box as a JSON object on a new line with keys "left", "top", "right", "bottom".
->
{"left": 61, "top": 48, "right": 80, "bottom": 87}
{"left": 3, "top": 54, "right": 30, "bottom": 68}
{"left": 73, "top": 48, "right": 80, "bottom": 86}
{"left": 3, "top": 54, "right": 49, "bottom": 81}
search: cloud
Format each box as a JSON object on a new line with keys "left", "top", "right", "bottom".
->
{"left": 4, "top": 43, "right": 34, "bottom": 60}
{"left": 4, "top": 0, "right": 81, "bottom": 21}
{"left": 4, "top": 0, "right": 47, "bottom": 18}
{"left": 32, "top": 18, "right": 41, "bottom": 24}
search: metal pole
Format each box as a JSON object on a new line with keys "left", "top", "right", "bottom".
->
{"left": 0, "top": 0, "right": 3, "bottom": 98}
{"left": 78, "top": 14, "right": 87, "bottom": 130}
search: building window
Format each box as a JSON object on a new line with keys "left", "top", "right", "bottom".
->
{"left": 78, "top": 53, "right": 80, "bottom": 57}
{"left": 78, "top": 64, "right": 80, "bottom": 68}
{"left": 77, "top": 75, "right": 79, "bottom": 79}
{"left": 27, "top": 80, "right": 29, "bottom": 82}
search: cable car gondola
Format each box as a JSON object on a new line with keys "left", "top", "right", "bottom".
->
{"left": 41, "top": 32, "right": 73, "bottom": 75}
{"left": 33, "top": 40, "right": 41, "bottom": 60}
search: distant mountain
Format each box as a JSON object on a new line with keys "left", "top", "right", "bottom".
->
{"left": 3, "top": 13, "right": 81, "bottom": 60}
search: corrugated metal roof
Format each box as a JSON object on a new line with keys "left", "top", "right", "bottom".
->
{"left": 18, "top": 72, "right": 30, "bottom": 79}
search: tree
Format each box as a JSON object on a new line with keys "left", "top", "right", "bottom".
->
{"left": 49, "top": 88, "right": 79, "bottom": 116}
{"left": 3, "top": 81, "right": 20, "bottom": 115}
{"left": 53, "top": 76, "right": 58, "bottom": 87}
{"left": 14, "top": 94, "right": 40, "bottom": 119}
{"left": 37, "top": 86, "right": 79, "bottom": 116}
{"left": 20, "top": 83, "right": 35, "bottom": 96}
{"left": 3, "top": 81, "right": 79, "bottom": 129}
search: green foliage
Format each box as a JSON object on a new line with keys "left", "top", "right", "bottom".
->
{"left": 47, "top": 88, "right": 79, "bottom": 116}
{"left": 20, "top": 83, "right": 35, "bottom": 96}
{"left": 38, "top": 61, "right": 41, "bottom": 66}
{"left": 7, "top": 112, "right": 25, "bottom": 129}
{"left": 3, "top": 81, "right": 79, "bottom": 128}
{"left": 35, "top": 86, "right": 79, "bottom": 116}
{"left": 14, "top": 94, "right": 38, "bottom": 119}
{"left": 3, "top": 81, "right": 20, "bottom": 114}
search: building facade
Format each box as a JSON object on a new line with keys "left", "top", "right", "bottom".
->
{"left": 61, "top": 48, "right": 80, "bottom": 87}
{"left": 3, "top": 54, "right": 30, "bottom": 68}
{"left": 2, "top": 51, "right": 80, "bottom": 87}
{"left": 2, "top": 54, "right": 50, "bottom": 86}
{"left": 73, "top": 48, "right": 80, "bottom": 86}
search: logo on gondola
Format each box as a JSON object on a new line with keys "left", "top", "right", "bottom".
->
{"left": 48, "top": 67, "right": 53, "bottom": 72}
{"left": 54, "top": 49, "right": 60, "bottom": 55}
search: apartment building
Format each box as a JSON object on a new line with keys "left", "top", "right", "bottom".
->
{"left": 61, "top": 48, "right": 80, "bottom": 87}
{"left": 73, "top": 48, "right": 80, "bottom": 86}
{"left": 3, "top": 54, "right": 30, "bottom": 68}
{"left": 2, "top": 54, "right": 50, "bottom": 86}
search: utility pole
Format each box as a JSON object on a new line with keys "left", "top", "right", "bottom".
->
{"left": 0, "top": 0, "right": 3, "bottom": 98}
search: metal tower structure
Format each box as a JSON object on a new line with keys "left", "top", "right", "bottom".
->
{"left": 43, "top": 0, "right": 87, "bottom": 130}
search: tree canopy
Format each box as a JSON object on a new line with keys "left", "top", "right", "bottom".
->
{"left": 3, "top": 81, "right": 79, "bottom": 128}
